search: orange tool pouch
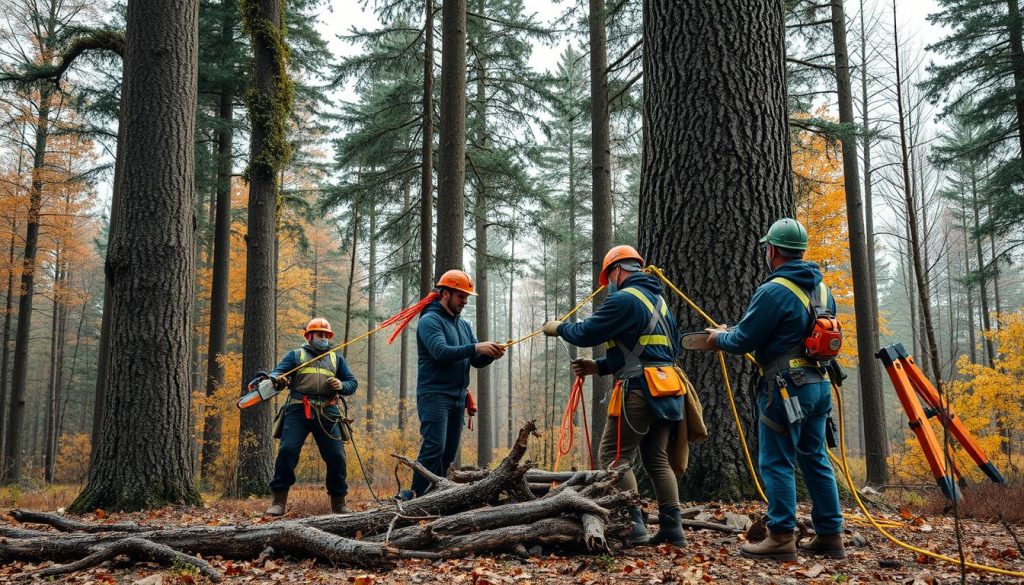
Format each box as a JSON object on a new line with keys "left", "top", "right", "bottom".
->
{"left": 643, "top": 365, "right": 688, "bottom": 398}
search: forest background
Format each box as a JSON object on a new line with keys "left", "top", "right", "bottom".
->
{"left": 0, "top": 0, "right": 1022, "bottom": 508}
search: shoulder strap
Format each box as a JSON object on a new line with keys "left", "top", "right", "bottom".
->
{"left": 615, "top": 288, "right": 675, "bottom": 378}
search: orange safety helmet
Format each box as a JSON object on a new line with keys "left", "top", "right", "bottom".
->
{"left": 436, "top": 269, "right": 478, "bottom": 295}
{"left": 304, "top": 317, "right": 334, "bottom": 339}
{"left": 599, "top": 245, "right": 644, "bottom": 286}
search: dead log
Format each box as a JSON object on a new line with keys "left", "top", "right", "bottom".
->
{"left": 9, "top": 509, "right": 149, "bottom": 533}
{"left": 0, "top": 421, "right": 651, "bottom": 580}
{"left": 31, "top": 536, "right": 223, "bottom": 582}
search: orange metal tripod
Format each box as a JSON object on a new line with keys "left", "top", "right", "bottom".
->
{"left": 876, "top": 343, "right": 1005, "bottom": 501}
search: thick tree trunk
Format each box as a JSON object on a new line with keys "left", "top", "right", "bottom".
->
{"left": 202, "top": 81, "right": 233, "bottom": 482}
{"left": 421, "top": 0, "right": 435, "bottom": 297}
{"left": 638, "top": 0, "right": 791, "bottom": 500}
{"left": 4, "top": 87, "right": 51, "bottom": 485}
{"left": 435, "top": 0, "right": 467, "bottom": 276}
{"left": 588, "top": 0, "right": 612, "bottom": 465}
{"left": 69, "top": 0, "right": 202, "bottom": 511}
{"left": 831, "top": 0, "right": 888, "bottom": 486}
{"left": 236, "top": 0, "right": 291, "bottom": 497}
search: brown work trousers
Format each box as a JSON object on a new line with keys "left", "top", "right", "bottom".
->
{"left": 598, "top": 386, "right": 680, "bottom": 510}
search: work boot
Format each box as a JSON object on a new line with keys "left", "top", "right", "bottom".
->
{"left": 649, "top": 507, "right": 686, "bottom": 547}
{"left": 740, "top": 529, "right": 797, "bottom": 561}
{"left": 330, "top": 495, "right": 351, "bottom": 514}
{"left": 626, "top": 506, "right": 651, "bottom": 545}
{"left": 798, "top": 533, "right": 847, "bottom": 559}
{"left": 265, "top": 490, "right": 288, "bottom": 516}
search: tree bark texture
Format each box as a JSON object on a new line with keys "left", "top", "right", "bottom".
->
{"left": 588, "top": 0, "right": 612, "bottom": 466}
{"left": 434, "top": 0, "right": 467, "bottom": 276}
{"left": 420, "top": 0, "right": 435, "bottom": 296}
{"left": 638, "top": 0, "right": 792, "bottom": 500}
{"left": 830, "top": 0, "right": 888, "bottom": 486}
{"left": 236, "top": 0, "right": 293, "bottom": 496}
{"left": 367, "top": 200, "right": 377, "bottom": 431}
{"left": 69, "top": 0, "right": 202, "bottom": 512}
{"left": 202, "top": 82, "right": 234, "bottom": 482}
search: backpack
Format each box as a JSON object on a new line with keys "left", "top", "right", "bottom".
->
{"left": 771, "top": 278, "right": 843, "bottom": 361}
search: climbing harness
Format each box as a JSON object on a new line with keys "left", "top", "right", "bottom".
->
{"left": 643, "top": 265, "right": 1023, "bottom": 578}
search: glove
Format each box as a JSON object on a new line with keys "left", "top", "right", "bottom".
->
{"left": 542, "top": 320, "right": 563, "bottom": 337}
{"left": 271, "top": 375, "right": 290, "bottom": 390}
{"left": 327, "top": 377, "right": 342, "bottom": 392}
{"left": 571, "top": 358, "right": 598, "bottom": 378}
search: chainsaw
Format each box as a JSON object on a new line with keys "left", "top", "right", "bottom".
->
{"left": 236, "top": 370, "right": 280, "bottom": 409}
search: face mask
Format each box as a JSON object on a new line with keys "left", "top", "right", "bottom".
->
{"left": 312, "top": 338, "right": 330, "bottom": 351}
{"left": 606, "top": 268, "right": 619, "bottom": 293}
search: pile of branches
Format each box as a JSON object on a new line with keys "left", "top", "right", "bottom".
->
{"left": 0, "top": 421, "right": 654, "bottom": 582}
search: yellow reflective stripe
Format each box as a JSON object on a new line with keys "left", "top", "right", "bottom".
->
{"left": 638, "top": 334, "right": 670, "bottom": 346}
{"left": 605, "top": 340, "right": 617, "bottom": 349}
{"left": 622, "top": 287, "right": 667, "bottom": 316}
{"left": 771, "top": 277, "right": 810, "bottom": 310}
{"left": 296, "top": 349, "right": 337, "bottom": 377}
{"left": 819, "top": 282, "right": 829, "bottom": 306}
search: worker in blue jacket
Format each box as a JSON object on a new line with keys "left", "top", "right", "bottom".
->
{"left": 401, "top": 269, "right": 505, "bottom": 499}
{"left": 543, "top": 245, "right": 687, "bottom": 548}
{"left": 706, "top": 218, "right": 845, "bottom": 561}
{"left": 265, "top": 317, "right": 358, "bottom": 516}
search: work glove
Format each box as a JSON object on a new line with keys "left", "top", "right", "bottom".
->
{"left": 542, "top": 320, "right": 563, "bottom": 337}
{"left": 703, "top": 324, "right": 728, "bottom": 349}
{"left": 271, "top": 375, "right": 290, "bottom": 390}
{"left": 327, "top": 377, "right": 342, "bottom": 392}
{"left": 571, "top": 358, "right": 598, "bottom": 378}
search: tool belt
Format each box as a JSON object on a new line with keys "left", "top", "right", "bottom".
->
{"left": 756, "top": 350, "right": 825, "bottom": 435}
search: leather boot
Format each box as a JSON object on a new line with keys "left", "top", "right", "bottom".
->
{"left": 330, "top": 495, "right": 351, "bottom": 514}
{"left": 265, "top": 490, "right": 288, "bottom": 516}
{"left": 740, "top": 529, "right": 797, "bottom": 561}
{"left": 798, "top": 533, "right": 846, "bottom": 559}
{"left": 626, "top": 507, "right": 651, "bottom": 545}
{"left": 649, "top": 507, "right": 686, "bottom": 547}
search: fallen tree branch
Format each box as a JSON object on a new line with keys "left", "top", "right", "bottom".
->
{"left": 9, "top": 509, "right": 148, "bottom": 533}
{"left": 31, "top": 536, "right": 222, "bottom": 582}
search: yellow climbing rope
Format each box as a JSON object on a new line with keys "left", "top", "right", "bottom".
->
{"left": 646, "top": 265, "right": 1021, "bottom": 577}
{"left": 500, "top": 286, "right": 605, "bottom": 348}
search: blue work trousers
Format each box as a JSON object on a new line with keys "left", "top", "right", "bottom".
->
{"left": 758, "top": 379, "right": 843, "bottom": 536}
{"left": 269, "top": 402, "right": 348, "bottom": 496}
{"left": 410, "top": 392, "right": 464, "bottom": 496}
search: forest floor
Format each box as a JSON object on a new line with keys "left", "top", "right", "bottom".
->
{"left": 2, "top": 484, "right": 1024, "bottom": 584}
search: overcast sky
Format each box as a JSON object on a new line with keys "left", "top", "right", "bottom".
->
{"left": 318, "top": 0, "right": 948, "bottom": 77}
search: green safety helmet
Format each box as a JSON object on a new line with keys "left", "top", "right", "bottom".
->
{"left": 759, "top": 218, "right": 808, "bottom": 251}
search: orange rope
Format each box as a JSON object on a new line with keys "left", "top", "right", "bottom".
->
{"left": 553, "top": 375, "right": 594, "bottom": 472}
